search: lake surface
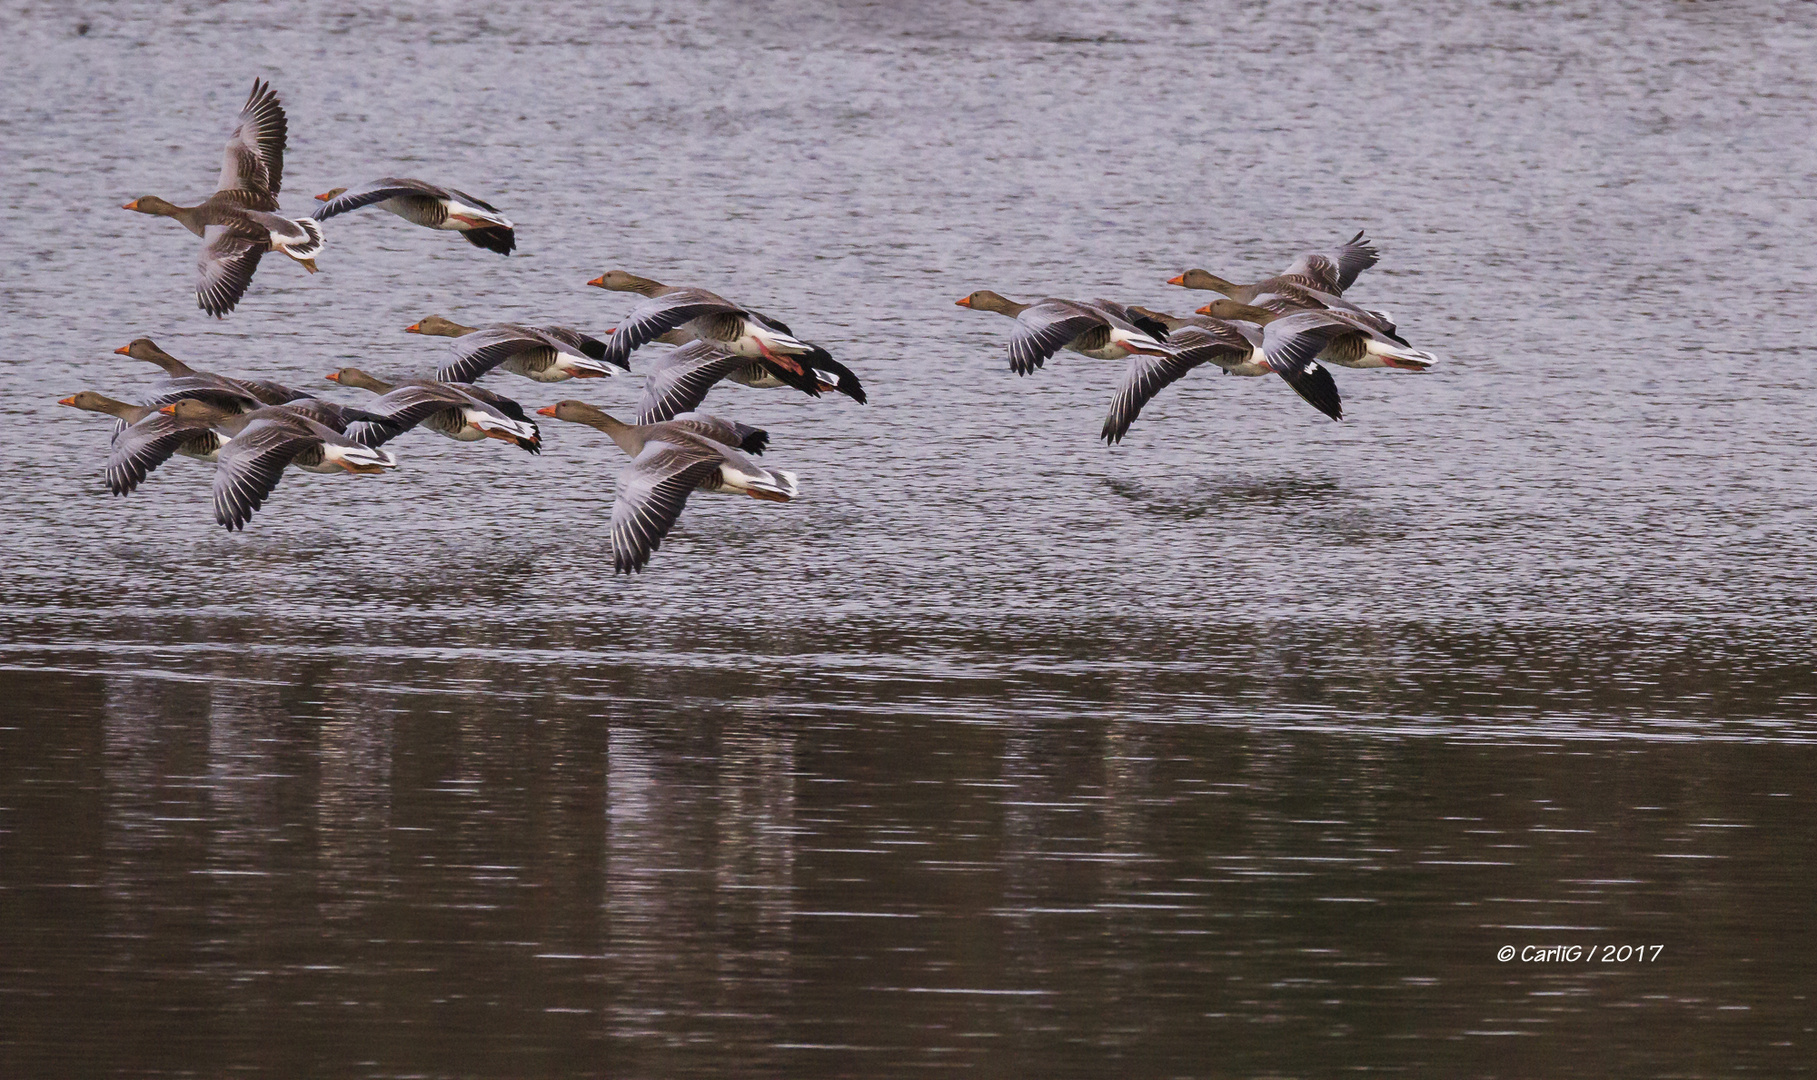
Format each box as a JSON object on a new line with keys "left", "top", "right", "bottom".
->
{"left": 3, "top": 1, "right": 1815, "bottom": 1076}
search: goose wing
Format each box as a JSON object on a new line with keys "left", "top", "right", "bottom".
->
{"left": 602, "top": 289, "right": 742, "bottom": 368}
{"left": 197, "top": 225, "right": 264, "bottom": 318}
{"left": 636, "top": 342, "right": 759, "bottom": 423}
{"left": 435, "top": 324, "right": 616, "bottom": 382}
{"left": 1260, "top": 309, "right": 1371, "bottom": 377}
{"left": 1102, "top": 351, "right": 1212, "bottom": 444}
{"left": 217, "top": 80, "right": 287, "bottom": 198}
{"left": 610, "top": 440, "right": 727, "bottom": 574}
{"left": 106, "top": 414, "right": 218, "bottom": 495}
{"left": 659, "top": 411, "right": 770, "bottom": 455}
{"left": 211, "top": 417, "right": 315, "bottom": 530}
{"left": 1008, "top": 300, "right": 1106, "bottom": 375}
{"left": 142, "top": 374, "right": 266, "bottom": 412}
{"left": 311, "top": 177, "right": 448, "bottom": 220}
{"left": 1282, "top": 231, "right": 1379, "bottom": 294}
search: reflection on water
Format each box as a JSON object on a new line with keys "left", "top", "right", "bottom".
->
{"left": 5, "top": 0, "right": 1817, "bottom": 1074}
{"left": 3, "top": 660, "right": 1814, "bottom": 1077}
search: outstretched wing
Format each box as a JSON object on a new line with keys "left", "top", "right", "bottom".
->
{"left": 106, "top": 414, "right": 219, "bottom": 495}
{"left": 610, "top": 440, "right": 725, "bottom": 574}
{"left": 1260, "top": 309, "right": 1367, "bottom": 378}
{"left": 197, "top": 226, "right": 265, "bottom": 318}
{"left": 1282, "top": 230, "right": 1379, "bottom": 294}
{"left": 435, "top": 324, "right": 615, "bottom": 382}
{"left": 602, "top": 290, "right": 743, "bottom": 368}
{"left": 218, "top": 79, "right": 287, "bottom": 198}
{"left": 311, "top": 178, "right": 447, "bottom": 220}
{"left": 660, "top": 411, "right": 770, "bottom": 456}
{"left": 530, "top": 325, "right": 615, "bottom": 364}
{"left": 1008, "top": 300, "right": 1105, "bottom": 376}
{"left": 1101, "top": 352, "right": 1211, "bottom": 444}
{"left": 211, "top": 419, "right": 313, "bottom": 530}
{"left": 636, "top": 342, "right": 758, "bottom": 423}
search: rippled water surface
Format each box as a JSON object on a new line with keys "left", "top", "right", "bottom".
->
{"left": 4, "top": 1, "right": 1816, "bottom": 1076}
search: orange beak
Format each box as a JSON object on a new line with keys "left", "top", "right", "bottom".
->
{"left": 158, "top": 404, "right": 177, "bottom": 415}
{"left": 121, "top": 199, "right": 140, "bottom": 211}
{"left": 325, "top": 372, "right": 341, "bottom": 382}
{"left": 535, "top": 405, "right": 558, "bottom": 417}
{"left": 955, "top": 297, "right": 973, "bottom": 308}
{"left": 57, "top": 396, "right": 76, "bottom": 406}
{"left": 114, "top": 345, "right": 130, "bottom": 355}
{"left": 314, "top": 191, "right": 333, "bottom": 202}
{"left": 404, "top": 322, "right": 421, "bottom": 334}
{"left": 586, "top": 275, "right": 606, "bottom": 288}
{"left": 1167, "top": 274, "right": 1186, "bottom": 287}
{"left": 1195, "top": 304, "right": 1213, "bottom": 315}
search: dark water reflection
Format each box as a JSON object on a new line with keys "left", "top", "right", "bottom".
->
{"left": 5, "top": 625, "right": 1816, "bottom": 1077}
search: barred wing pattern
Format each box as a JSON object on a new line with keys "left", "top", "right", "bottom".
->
{"left": 609, "top": 441, "right": 726, "bottom": 574}
{"left": 218, "top": 79, "right": 287, "bottom": 198}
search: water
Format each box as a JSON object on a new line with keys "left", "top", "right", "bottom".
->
{"left": 3, "top": 0, "right": 1816, "bottom": 1075}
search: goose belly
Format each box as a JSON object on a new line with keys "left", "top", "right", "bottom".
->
{"left": 428, "top": 408, "right": 488, "bottom": 440}
{"left": 379, "top": 197, "right": 446, "bottom": 229}
{"left": 1315, "top": 334, "right": 1372, "bottom": 367}
{"left": 728, "top": 364, "right": 785, "bottom": 389}
{"left": 501, "top": 346, "right": 570, "bottom": 382}
{"left": 1070, "top": 341, "right": 1132, "bottom": 361}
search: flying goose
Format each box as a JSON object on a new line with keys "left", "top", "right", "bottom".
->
{"left": 1098, "top": 309, "right": 1344, "bottom": 442}
{"left": 586, "top": 272, "right": 865, "bottom": 403}
{"left": 1168, "top": 231, "right": 1380, "bottom": 302}
{"left": 536, "top": 401, "right": 793, "bottom": 574}
{"left": 404, "top": 316, "right": 621, "bottom": 383}
{"left": 59, "top": 391, "right": 226, "bottom": 495}
{"left": 955, "top": 291, "right": 1175, "bottom": 375}
{"left": 121, "top": 81, "right": 324, "bottom": 317}
{"left": 115, "top": 338, "right": 315, "bottom": 412}
{"left": 313, "top": 179, "right": 516, "bottom": 255}
{"left": 634, "top": 340, "right": 861, "bottom": 423}
{"left": 162, "top": 400, "right": 399, "bottom": 530}
{"left": 324, "top": 368, "right": 541, "bottom": 452}
{"left": 1200, "top": 300, "right": 1437, "bottom": 372}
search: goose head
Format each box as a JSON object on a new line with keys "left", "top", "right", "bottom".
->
{"left": 1197, "top": 300, "right": 1279, "bottom": 324}
{"left": 325, "top": 367, "right": 393, "bottom": 393}
{"left": 121, "top": 196, "right": 183, "bottom": 217}
{"left": 58, "top": 391, "right": 140, "bottom": 418}
{"left": 405, "top": 315, "right": 475, "bottom": 338}
{"left": 955, "top": 290, "right": 1026, "bottom": 317}
{"left": 586, "top": 271, "right": 667, "bottom": 295}
{"left": 113, "top": 338, "right": 191, "bottom": 375}
{"left": 1168, "top": 269, "right": 1235, "bottom": 293}
{"left": 313, "top": 188, "right": 349, "bottom": 202}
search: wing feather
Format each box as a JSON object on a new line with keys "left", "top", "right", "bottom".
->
{"left": 602, "top": 291, "right": 742, "bottom": 368}
{"left": 217, "top": 79, "right": 287, "bottom": 197}
{"left": 635, "top": 342, "right": 758, "bottom": 423}
{"left": 1007, "top": 301, "right": 1106, "bottom": 375}
{"left": 197, "top": 226, "right": 264, "bottom": 318}
{"left": 609, "top": 441, "right": 725, "bottom": 574}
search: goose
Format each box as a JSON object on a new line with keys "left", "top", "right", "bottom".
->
{"left": 1199, "top": 300, "right": 1437, "bottom": 372}
{"left": 955, "top": 292, "right": 1175, "bottom": 375}
{"left": 58, "top": 391, "right": 226, "bottom": 495}
{"left": 536, "top": 401, "right": 793, "bottom": 574}
{"left": 162, "top": 400, "right": 399, "bottom": 530}
{"left": 404, "top": 316, "right": 621, "bottom": 383}
{"left": 324, "top": 368, "right": 541, "bottom": 452}
{"left": 1099, "top": 309, "right": 1343, "bottom": 443}
{"left": 587, "top": 272, "right": 865, "bottom": 403}
{"left": 313, "top": 179, "right": 516, "bottom": 255}
{"left": 121, "top": 81, "right": 324, "bottom": 317}
{"left": 635, "top": 340, "right": 862, "bottom": 423}
{"left": 1167, "top": 231, "right": 1379, "bottom": 302}
{"left": 115, "top": 338, "right": 315, "bottom": 412}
